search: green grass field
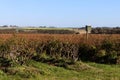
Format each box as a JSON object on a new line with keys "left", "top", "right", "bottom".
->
{"left": 19, "top": 27, "right": 73, "bottom": 30}
{"left": 0, "top": 60, "right": 119, "bottom": 80}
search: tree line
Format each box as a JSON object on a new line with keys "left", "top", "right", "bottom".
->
{"left": 91, "top": 27, "right": 120, "bottom": 34}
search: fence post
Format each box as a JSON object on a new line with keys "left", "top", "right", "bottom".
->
{"left": 16, "top": 27, "right": 19, "bottom": 33}
{"left": 85, "top": 25, "right": 92, "bottom": 42}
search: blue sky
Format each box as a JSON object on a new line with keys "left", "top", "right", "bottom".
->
{"left": 0, "top": 0, "right": 120, "bottom": 27}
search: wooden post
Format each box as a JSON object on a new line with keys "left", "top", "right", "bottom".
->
{"left": 86, "top": 30, "right": 88, "bottom": 41}
{"left": 85, "top": 25, "right": 92, "bottom": 42}
{"left": 16, "top": 27, "right": 19, "bottom": 33}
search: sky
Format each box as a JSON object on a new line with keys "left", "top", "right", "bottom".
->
{"left": 0, "top": 0, "right": 120, "bottom": 27}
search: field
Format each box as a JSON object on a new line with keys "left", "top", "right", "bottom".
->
{"left": 0, "top": 33, "right": 120, "bottom": 80}
{"left": 0, "top": 28, "right": 76, "bottom": 34}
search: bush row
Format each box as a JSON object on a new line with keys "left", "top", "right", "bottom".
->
{"left": 0, "top": 37, "right": 120, "bottom": 68}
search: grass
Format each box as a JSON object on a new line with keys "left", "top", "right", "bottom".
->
{"left": 0, "top": 60, "right": 120, "bottom": 80}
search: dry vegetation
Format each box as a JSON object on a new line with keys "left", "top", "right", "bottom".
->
{"left": 0, "top": 34, "right": 120, "bottom": 44}
{"left": 0, "top": 33, "right": 119, "bottom": 64}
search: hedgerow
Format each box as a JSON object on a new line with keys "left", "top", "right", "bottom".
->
{"left": 0, "top": 34, "right": 120, "bottom": 70}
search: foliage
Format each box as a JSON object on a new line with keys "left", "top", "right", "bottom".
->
{"left": 0, "top": 34, "right": 119, "bottom": 69}
{"left": 0, "top": 33, "right": 120, "bottom": 79}
{"left": 91, "top": 27, "right": 120, "bottom": 34}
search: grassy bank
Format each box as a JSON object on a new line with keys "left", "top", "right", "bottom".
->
{"left": 0, "top": 60, "right": 119, "bottom": 80}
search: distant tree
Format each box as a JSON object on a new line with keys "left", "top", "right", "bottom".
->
{"left": 39, "top": 26, "right": 46, "bottom": 28}
{"left": 2, "top": 25, "right": 8, "bottom": 27}
{"left": 49, "top": 26, "right": 56, "bottom": 28}
{"left": 91, "top": 27, "right": 120, "bottom": 34}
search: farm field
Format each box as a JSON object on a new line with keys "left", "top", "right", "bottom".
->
{"left": 0, "top": 28, "right": 76, "bottom": 34}
{"left": 0, "top": 33, "right": 120, "bottom": 80}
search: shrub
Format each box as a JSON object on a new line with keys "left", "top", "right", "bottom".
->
{"left": 101, "top": 40, "right": 114, "bottom": 51}
{"left": 45, "top": 41, "right": 79, "bottom": 62}
{"left": 78, "top": 44, "right": 96, "bottom": 61}
{"left": 116, "top": 56, "right": 120, "bottom": 64}
{"left": 0, "top": 34, "right": 119, "bottom": 66}
{"left": 0, "top": 57, "right": 11, "bottom": 67}
{"left": 0, "top": 43, "right": 10, "bottom": 58}
{"left": 96, "top": 50, "right": 106, "bottom": 57}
